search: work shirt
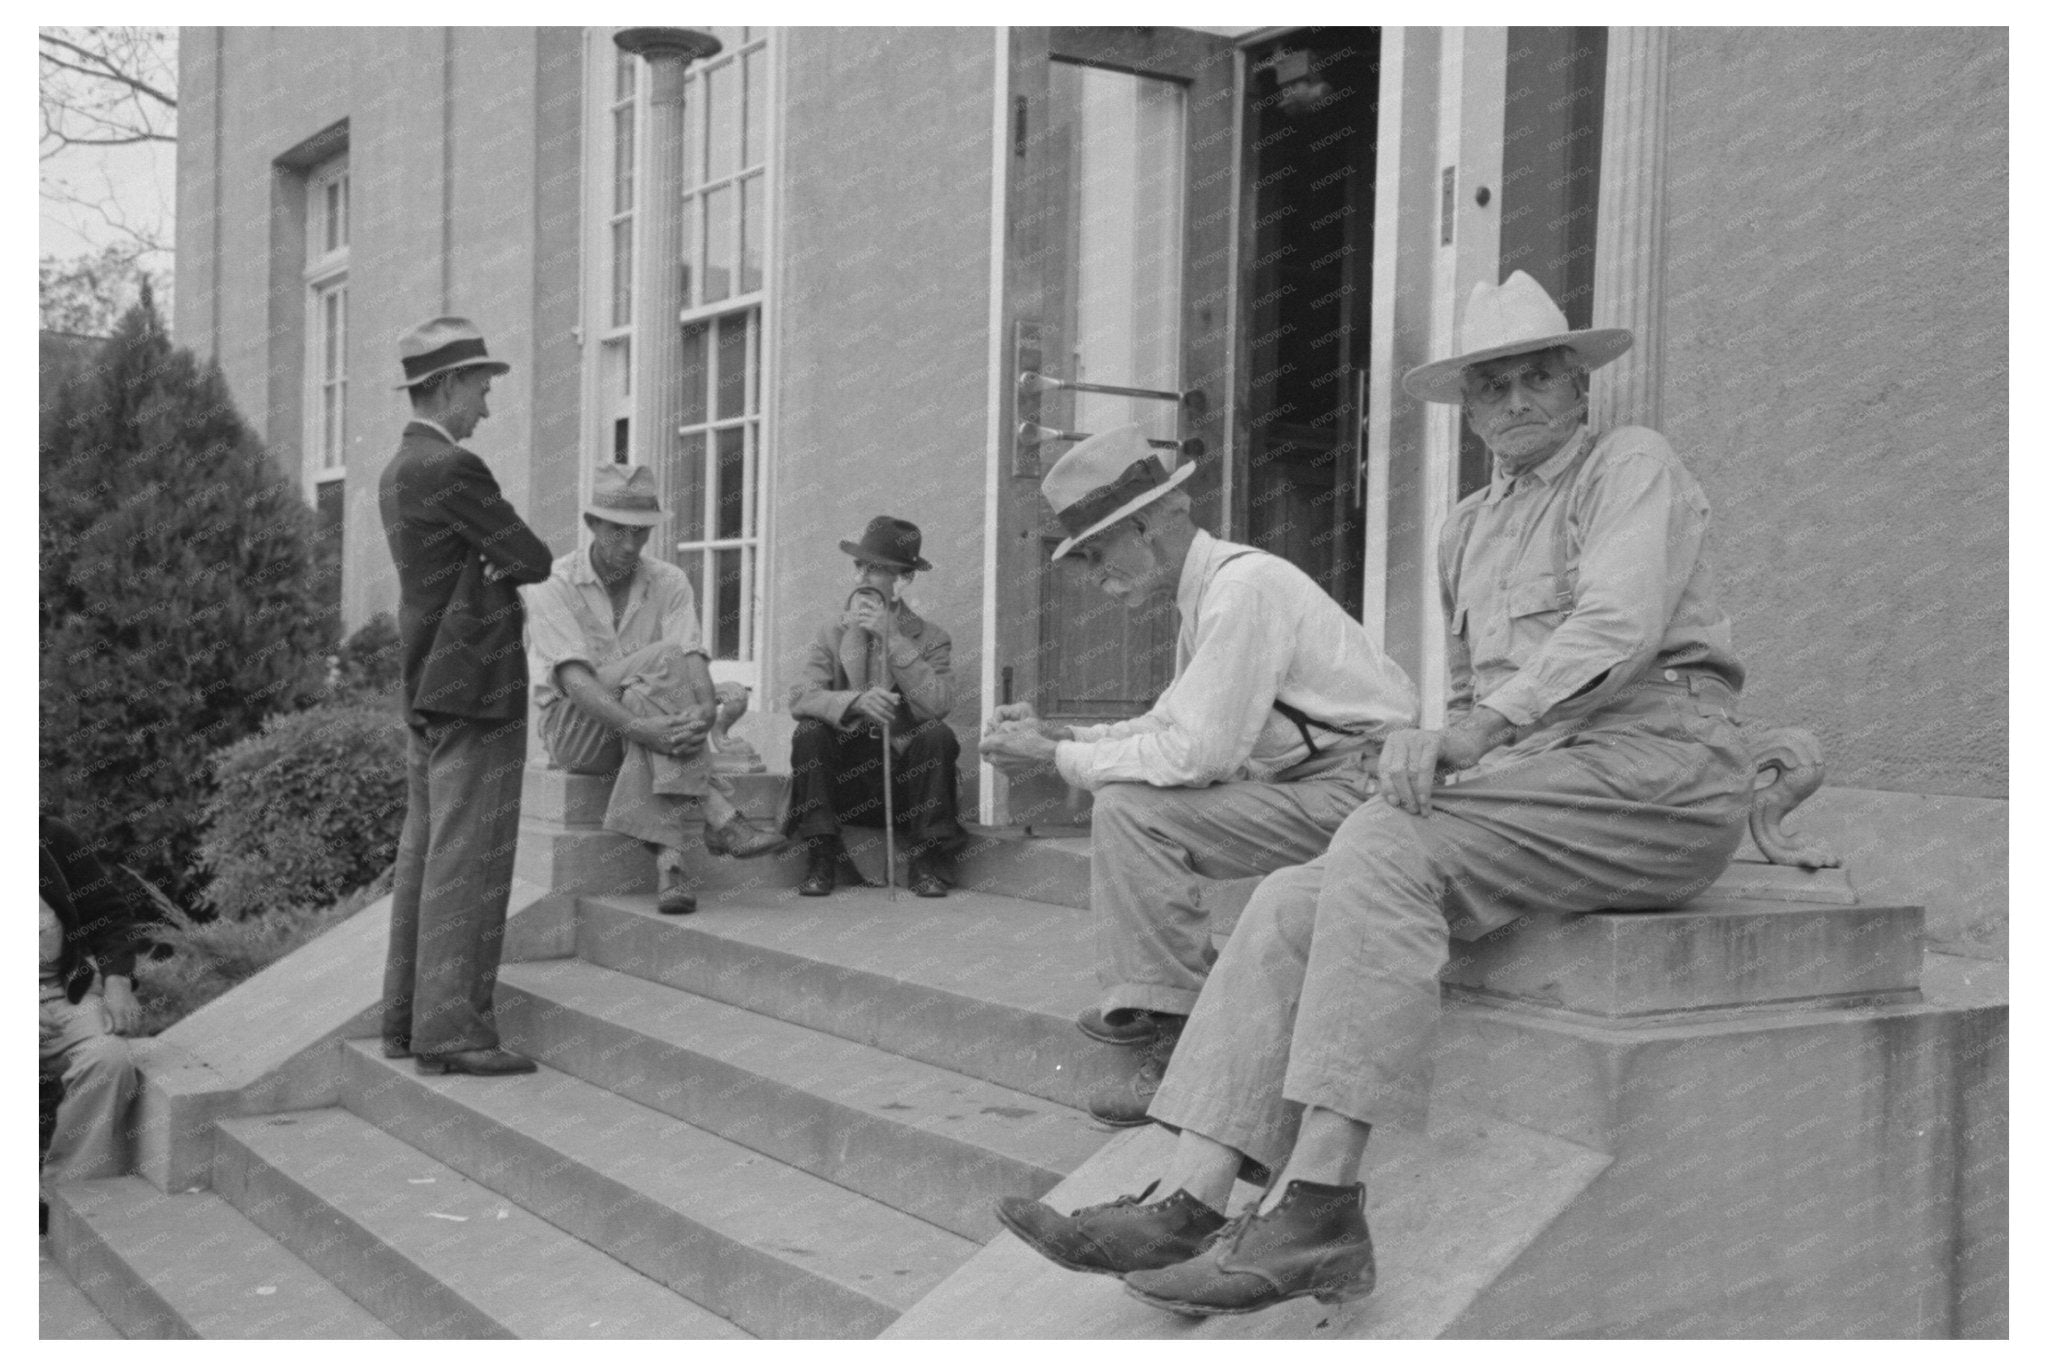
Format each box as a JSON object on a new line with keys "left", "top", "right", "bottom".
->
{"left": 1440, "top": 423, "right": 1744, "bottom": 732}
{"left": 1055, "top": 530, "right": 1418, "bottom": 791}
{"left": 523, "top": 548, "right": 705, "bottom": 713}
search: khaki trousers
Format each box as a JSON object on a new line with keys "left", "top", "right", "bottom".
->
{"left": 1090, "top": 755, "right": 1377, "bottom": 1019}
{"left": 39, "top": 983, "right": 138, "bottom": 1187}
{"left": 1149, "top": 678, "right": 1752, "bottom": 1162}
{"left": 538, "top": 640, "right": 723, "bottom": 849}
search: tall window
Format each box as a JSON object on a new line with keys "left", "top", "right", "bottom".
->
{"left": 588, "top": 27, "right": 771, "bottom": 670}
{"left": 304, "top": 154, "right": 350, "bottom": 484}
{"left": 673, "top": 28, "right": 770, "bottom": 664}
{"left": 304, "top": 152, "right": 350, "bottom": 630}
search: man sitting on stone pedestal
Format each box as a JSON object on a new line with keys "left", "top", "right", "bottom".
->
{"left": 524, "top": 465, "right": 785, "bottom": 916}
{"left": 784, "top": 516, "right": 964, "bottom": 899}
{"left": 995, "top": 272, "right": 1755, "bottom": 1319}
{"left": 980, "top": 425, "right": 1416, "bottom": 1125}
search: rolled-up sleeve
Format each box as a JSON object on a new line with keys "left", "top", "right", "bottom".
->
{"left": 522, "top": 578, "right": 591, "bottom": 697}
{"left": 1054, "top": 581, "right": 1290, "bottom": 791}
{"left": 1479, "top": 437, "right": 1707, "bottom": 727}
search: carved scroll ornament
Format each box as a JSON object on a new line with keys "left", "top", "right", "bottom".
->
{"left": 1746, "top": 726, "right": 1841, "bottom": 869}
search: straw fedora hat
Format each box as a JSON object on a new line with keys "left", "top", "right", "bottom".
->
{"left": 392, "top": 316, "right": 512, "bottom": 390}
{"left": 584, "top": 464, "right": 665, "bottom": 527}
{"left": 1401, "top": 272, "right": 1632, "bottom": 404}
{"left": 1042, "top": 424, "right": 1198, "bottom": 561}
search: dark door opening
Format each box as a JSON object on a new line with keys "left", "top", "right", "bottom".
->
{"left": 1236, "top": 28, "right": 1380, "bottom": 619}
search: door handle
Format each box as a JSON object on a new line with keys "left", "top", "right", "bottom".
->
{"left": 1018, "top": 421, "right": 1205, "bottom": 460}
{"left": 1019, "top": 370, "right": 1207, "bottom": 417}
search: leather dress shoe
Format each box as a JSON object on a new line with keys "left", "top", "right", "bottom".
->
{"left": 1077, "top": 1006, "right": 1185, "bottom": 1048}
{"left": 995, "top": 1179, "right": 1228, "bottom": 1277}
{"left": 380, "top": 1038, "right": 414, "bottom": 1060}
{"left": 658, "top": 883, "right": 699, "bottom": 915}
{"left": 703, "top": 813, "right": 788, "bottom": 859}
{"left": 1122, "top": 1179, "right": 1374, "bottom": 1317}
{"left": 798, "top": 839, "right": 837, "bottom": 896}
{"left": 907, "top": 853, "right": 948, "bottom": 898}
{"left": 414, "top": 1047, "right": 538, "bottom": 1077}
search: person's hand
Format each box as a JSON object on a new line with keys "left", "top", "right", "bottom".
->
{"left": 985, "top": 702, "right": 1040, "bottom": 734}
{"left": 981, "top": 721, "right": 1060, "bottom": 773}
{"left": 850, "top": 688, "right": 897, "bottom": 727}
{"left": 631, "top": 716, "right": 705, "bottom": 756}
{"left": 845, "top": 593, "right": 889, "bottom": 636}
{"left": 100, "top": 975, "right": 142, "bottom": 1036}
{"left": 1378, "top": 709, "right": 1512, "bottom": 815}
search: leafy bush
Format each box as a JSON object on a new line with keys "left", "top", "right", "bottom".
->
{"left": 328, "top": 611, "right": 404, "bottom": 704}
{"left": 40, "top": 290, "right": 329, "bottom": 903}
{"left": 195, "top": 701, "right": 409, "bottom": 920}
{"left": 133, "top": 871, "right": 390, "bottom": 1037}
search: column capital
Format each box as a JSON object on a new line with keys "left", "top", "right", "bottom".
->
{"left": 613, "top": 27, "right": 722, "bottom": 67}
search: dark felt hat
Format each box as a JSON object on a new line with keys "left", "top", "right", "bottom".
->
{"left": 840, "top": 516, "right": 931, "bottom": 573}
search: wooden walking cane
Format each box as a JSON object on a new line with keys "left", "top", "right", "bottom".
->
{"left": 877, "top": 587, "right": 897, "bottom": 901}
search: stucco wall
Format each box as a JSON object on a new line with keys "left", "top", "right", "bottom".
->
{"left": 172, "top": 27, "right": 584, "bottom": 631}
{"left": 767, "top": 29, "right": 999, "bottom": 783}
{"left": 1659, "top": 28, "right": 2006, "bottom": 798}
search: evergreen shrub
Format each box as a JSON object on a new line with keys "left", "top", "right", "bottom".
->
{"left": 40, "top": 291, "right": 328, "bottom": 902}
{"left": 195, "top": 701, "right": 409, "bottom": 921}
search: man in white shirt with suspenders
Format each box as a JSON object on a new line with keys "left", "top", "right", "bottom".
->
{"left": 982, "top": 424, "right": 1417, "bottom": 1124}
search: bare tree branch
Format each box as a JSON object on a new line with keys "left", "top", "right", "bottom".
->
{"left": 39, "top": 26, "right": 178, "bottom": 260}
{"left": 40, "top": 31, "right": 179, "bottom": 109}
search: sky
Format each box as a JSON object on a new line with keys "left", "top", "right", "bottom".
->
{"left": 38, "top": 27, "right": 179, "bottom": 268}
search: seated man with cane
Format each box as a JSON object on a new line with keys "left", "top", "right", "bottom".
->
{"left": 995, "top": 272, "right": 1754, "bottom": 1317}
{"left": 785, "top": 516, "right": 965, "bottom": 899}
{"left": 524, "top": 465, "right": 785, "bottom": 916}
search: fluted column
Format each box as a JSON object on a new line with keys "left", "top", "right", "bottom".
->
{"left": 1590, "top": 26, "right": 1669, "bottom": 431}
{"left": 614, "top": 28, "right": 721, "bottom": 485}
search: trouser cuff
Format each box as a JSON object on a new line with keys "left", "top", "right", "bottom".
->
{"left": 1147, "top": 1083, "right": 1296, "bottom": 1172}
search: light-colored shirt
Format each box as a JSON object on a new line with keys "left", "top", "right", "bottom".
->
{"left": 522, "top": 548, "right": 705, "bottom": 711}
{"left": 1054, "top": 529, "right": 1418, "bottom": 791}
{"left": 40, "top": 897, "right": 64, "bottom": 984}
{"left": 1439, "top": 424, "right": 1744, "bottom": 732}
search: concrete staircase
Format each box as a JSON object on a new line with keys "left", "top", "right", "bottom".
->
{"left": 44, "top": 767, "right": 2003, "bottom": 1338}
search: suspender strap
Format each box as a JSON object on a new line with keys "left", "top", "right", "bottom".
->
{"left": 1209, "top": 549, "right": 1370, "bottom": 759}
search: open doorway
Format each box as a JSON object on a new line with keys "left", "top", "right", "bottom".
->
{"left": 1234, "top": 28, "right": 1379, "bottom": 618}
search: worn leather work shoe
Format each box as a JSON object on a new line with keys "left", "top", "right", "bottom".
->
{"left": 1076, "top": 1006, "right": 1186, "bottom": 1048}
{"left": 703, "top": 813, "right": 788, "bottom": 859}
{"left": 907, "top": 853, "right": 948, "bottom": 898}
{"left": 415, "top": 1047, "right": 539, "bottom": 1077}
{"left": 798, "top": 838, "right": 837, "bottom": 896}
{"left": 658, "top": 883, "right": 699, "bottom": 915}
{"left": 1086, "top": 1021, "right": 1183, "bottom": 1127}
{"left": 1122, "top": 1179, "right": 1375, "bottom": 1317}
{"left": 380, "top": 1038, "right": 414, "bottom": 1060}
{"left": 995, "top": 1179, "right": 1229, "bottom": 1277}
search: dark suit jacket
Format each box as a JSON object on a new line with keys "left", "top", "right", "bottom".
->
{"left": 40, "top": 816, "right": 147, "bottom": 1004}
{"left": 378, "top": 422, "right": 553, "bottom": 728}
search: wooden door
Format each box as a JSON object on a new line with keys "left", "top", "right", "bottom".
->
{"left": 991, "top": 26, "right": 1237, "bottom": 826}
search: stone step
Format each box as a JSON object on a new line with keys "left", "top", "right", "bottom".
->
{"left": 883, "top": 1106, "right": 1611, "bottom": 1339}
{"left": 1444, "top": 891, "right": 1923, "bottom": 1021}
{"left": 39, "top": 1238, "right": 122, "bottom": 1339}
{"left": 495, "top": 957, "right": 1106, "bottom": 1240}
{"left": 211, "top": 1109, "right": 743, "bottom": 1339}
{"left": 574, "top": 888, "right": 1151, "bottom": 1112}
{"left": 45, "top": 1177, "right": 393, "bottom": 1339}
{"left": 337, "top": 1042, "right": 974, "bottom": 1339}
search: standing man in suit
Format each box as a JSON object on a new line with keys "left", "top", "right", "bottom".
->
{"left": 378, "top": 317, "right": 554, "bottom": 1076}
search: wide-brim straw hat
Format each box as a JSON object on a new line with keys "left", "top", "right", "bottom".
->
{"left": 584, "top": 463, "right": 665, "bottom": 527}
{"left": 1401, "top": 271, "right": 1632, "bottom": 404}
{"left": 1043, "top": 424, "right": 1198, "bottom": 561}
{"left": 393, "top": 315, "right": 512, "bottom": 390}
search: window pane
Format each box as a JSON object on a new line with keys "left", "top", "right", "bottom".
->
{"left": 739, "top": 174, "right": 763, "bottom": 296}
{"left": 324, "top": 180, "right": 340, "bottom": 253}
{"left": 669, "top": 431, "right": 707, "bottom": 544}
{"left": 1050, "top": 60, "right": 1186, "bottom": 443}
{"left": 715, "top": 312, "right": 748, "bottom": 419}
{"left": 743, "top": 49, "right": 766, "bottom": 169}
{"left": 612, "top": 417, "right": 629, "bottom": 465}
{"left": 703, "top": 186, "right": 734, "bottom": 303}
{"left": 713, "top": 546, "right": 744, "bottom": 659}
{"left": 680, "top": 322, "right": 708, "bottom": 427}
{"left": 683, "top": 79, "right": 702, "bottom": 193}
{"left": 707, "top": 63, "right": 737, "bottom": 183}
{"left": 613, "top": 105, "right": 636, "bottom": 213}
{"left": 611, "top": 220, "right": 633, "bottom": 327}
{"left": 338, "top": 173, "right": 349, "bottom": 248}
{"left": 715, "top": 426, "right": 746, "bottom": 539}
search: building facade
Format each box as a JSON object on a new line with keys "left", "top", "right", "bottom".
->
{"left": 174, "top": 25, "right": 2007, "bottom": 954}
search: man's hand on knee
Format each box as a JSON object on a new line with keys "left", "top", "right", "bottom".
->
{"left": 1378, "top": 708, "right": 1514, "bottom": 815}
